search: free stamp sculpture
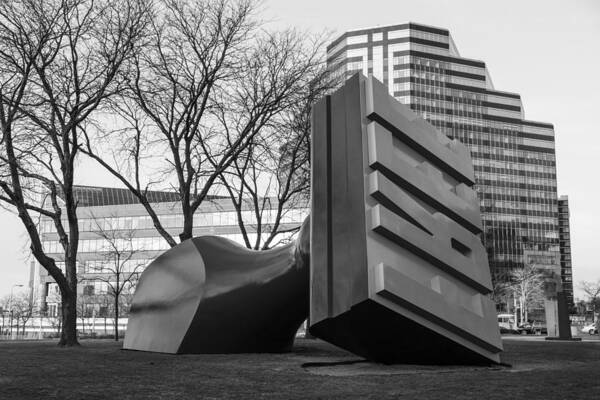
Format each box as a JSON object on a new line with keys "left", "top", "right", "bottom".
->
{"left": 124, "top": 73, "right": 502, "bottom": 365}
{"left": 309, "top": 73, "right": 502, "bottom": 364}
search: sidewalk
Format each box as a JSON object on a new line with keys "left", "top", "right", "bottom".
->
{"left": 502, "top": 333, "right": 600, "bottom": 342}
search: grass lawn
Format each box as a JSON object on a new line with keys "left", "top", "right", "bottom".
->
{"left": 0, "top": 337, "right": 599, "bottom": 399}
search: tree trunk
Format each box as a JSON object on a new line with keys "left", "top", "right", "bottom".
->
{"left": 58, "top": 292, "right": 79, "bottom": 346}
{"left": 114, "top": 294, "right": 119, "bottom": 341}
{"left": 179, "top": 210, "right": 193, "bottom": 242}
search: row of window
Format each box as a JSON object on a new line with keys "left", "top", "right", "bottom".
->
{"left": 470, "top": 145, "right": 556, "bottom": 161}
{"left": 328, "top": 40, "right": 349, "bottom": 58}
{"left": 346, "top": 47, "right": 367, "bottom": 59}
{"left": 471, "top": 149, "right": 555, "bottom": 163}
{"left": 481, "top": 199, "right": 557, "bottom": 214}
{"left": 43, "top": 228, "right": 302, "bottom": 254}
{"left": 392, "top": 82, "right": 411, "bottom": 92}
{"left": 40, "top": 208, "right": 309, "bottom": 234}
{"left": 447, "top": 75, "right": 487, "bottom": 88}
{"left": 480, "top": 226, "right": 559, "bottom": 243}
{"left": 81, "top": 280, "right": 135, "bottom": 296}
{"left": 392, "top": 55, "right": 410, "bottom": 65}
{"left": 43, "top": 237, "right": 170, "bottom": 254}
{"left": 477, "top": 181, "right": 556, "bottom": 196}
{"left": 521, "top": 137, "right": 555, "bottom": 150}
{"left": 410, "top": 97, "right": 481, "bottom": 113}
{"left": 479, "top": 188, "right": 557, "bottom": 202}
{"left": 409, "top": 43, "right": 449, "bottom": 56}
{"left": 409, "top": 91, "right": 526, "bottom": 128}
{"left": 408, "top": 56, "right": 487, "bottom": 80}
{"left": 407, "top": 29, "right": 449, "bottom": 44}
{"left": 476, "top": 174, "right": 556, "bottom": 188}
{"left": 492, "top": 253, "right": 558, "bottom": 264}
{"left": 472, "top": 147, "right": 556, "bottom": 168}
{"left": 52, "top": 259, "right": 150, "bottom": 275}
{"left": 406, "top": 72, "right": 524, "bottom": 109}
{"left": 482, "top": 208, "right": 557, "bottom": 222}
{"left": 486, "top": 107, "right": 523, "bottom": 120}
{"left": 477, "top": 167, "right": 556, "bottom": 182}
{"left": 386, "top": 29, "right": 449, "bottom": 45}
{"left": 483, "top": 213, "right": 557, "bottom": 226}
{"left": 472, "top": 159, "right": 556, "bottom": 174}
{"left": 485, "top": 94, "right": 522, "bottom": 108}
{"left": 394, "top": 70, "right": 486, "bottom": 89}
{"left": 404, "top": 70, "right": 487, "bottom": 94}
{"left": 522, "top": 124, "right": 554, "bottom": 136}
{"left": 408, "top": 97, "right": 524, "bottom": 121}
{"left": 346, "top": 34, "right": 368, "bottom": 45}
{"left": 80, "top": 259, "right": 151, "bottom": 274}
{"left": 346, "top": 61, "right": 363, "bottom": 72}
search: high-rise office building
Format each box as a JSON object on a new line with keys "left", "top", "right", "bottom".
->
{"left": 558, "top": 196, "right": 574, "bottom": 310}
{"left": 327, "top": 22, "right": 560, "bottom": 290}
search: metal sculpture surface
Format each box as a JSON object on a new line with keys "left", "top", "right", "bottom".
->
{"left": 309, "top": 73, "right": 503, "bottom": 364}
{"left": 123, "top": 220, "right": 310, "bottom": 354}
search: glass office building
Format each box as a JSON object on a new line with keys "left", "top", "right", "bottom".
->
{"left": 558, "top": 196, "right": 574, "bottom": 310}
{"left": 327, "top": 22, "right": 560, "bottom": 290}
{"left": 34, "top": 185, "right": 308, "bottom": 317}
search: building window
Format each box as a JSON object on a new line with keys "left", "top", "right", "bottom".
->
{"left": 83, "top": 285, "right": 95, "bottom": 296}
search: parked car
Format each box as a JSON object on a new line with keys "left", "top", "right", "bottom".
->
{"left": 581, "top": 323, "right": 598, "bottom": 335}
{"left": 499, "top": 326, "right": 519, "bottom": 334}
{"left": 517, "top": 323, "right": 534, "bottom": 335}
{"left": 517, "top": 321, "right": 547, "bottom": 335}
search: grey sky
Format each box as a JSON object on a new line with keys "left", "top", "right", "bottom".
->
{"left": 1, "top": 0, "right": 598, "bottom": 300}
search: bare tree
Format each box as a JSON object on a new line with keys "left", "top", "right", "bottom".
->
{"left": 76, "top": 292, "right": 88, "bottom": 335}
{"left": 509, "top": 264, "right": 546, "bottom": 324}
{"left": 218, "top": 65, "right": 330, "bottom": 249}
{"left": 81, "top": 0, "right": 256, "bottom": 246}
{"left": 82, "top": 1, "right": 327, "bottom": 248}
{"left": 579, "top": 280, "right": 600, "bottom": 322}
{"left": 0, "top": 296, "right": 9, "bottom": 334}
{"left": 0, "top": 291, "right": 36, "bottom": 336}
{"left": 44, "top": 286, "right": 63, "bottom": 336}
{"left": 0, "top": 0, "right": 150, "bottom": 346}
{"left": 84, "top": 213, "right": 145, "bottom": 340}
{"left": 490, "top": 279, "right": 512, "bottom": 314}
{"left": 12, "top": 291, "right": 37, "bottom": 335}
{"left": 96, "top": 292, "right": 113, "bottom": 335}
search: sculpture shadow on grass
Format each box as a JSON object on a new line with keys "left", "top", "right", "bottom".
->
{"left": 123, "top": 219, "right": 310, "bottom": 354}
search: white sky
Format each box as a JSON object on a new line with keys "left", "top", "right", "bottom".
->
{"left": 1, "top": 0, "right": 598, "bottom": 301}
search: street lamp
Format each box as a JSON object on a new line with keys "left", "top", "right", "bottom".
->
{"left": 9, "top": 284, "right": 24, "bottom": 338}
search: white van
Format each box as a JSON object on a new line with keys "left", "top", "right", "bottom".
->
{"left": 497, "top": 314, "right": 516, "bottom": 331}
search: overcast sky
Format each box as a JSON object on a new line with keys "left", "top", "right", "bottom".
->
{"left": 1, "top": 0, "right": 598, "bottom": 300}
